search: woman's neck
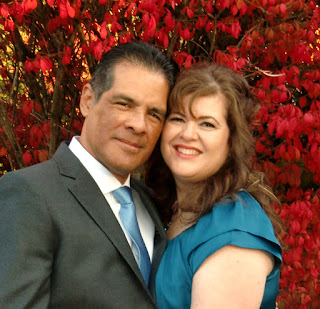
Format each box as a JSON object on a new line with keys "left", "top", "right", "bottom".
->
{"left": 166, "top": 205, "right": 197, "bottom": 240}
{"left": 175, "top": 181, "right": 193, "bottom": 203}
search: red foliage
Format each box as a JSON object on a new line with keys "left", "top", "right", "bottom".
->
{"left": 0, "top": 0, "right": 319, "bottom": 307}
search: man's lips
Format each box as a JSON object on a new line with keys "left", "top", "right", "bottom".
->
{"left": 116, "top": 138, "right": 144, "bottom": 149}
{"left": 174, "top": 144, "right": 201, "bottom": 155}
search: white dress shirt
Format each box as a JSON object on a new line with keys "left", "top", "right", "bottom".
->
{"left": 69, "top": 137, "right": 155, "bottom": 263}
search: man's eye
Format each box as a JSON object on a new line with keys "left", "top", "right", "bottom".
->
{"left": 115, "top": 102, "right": 128, "bottom": 107}
{"left": 149, "top": 112, "right": 161, "bottom": 121}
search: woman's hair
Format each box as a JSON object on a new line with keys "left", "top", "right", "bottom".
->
{"left": 145, "top": 62, "right": 283, "bottom": 239}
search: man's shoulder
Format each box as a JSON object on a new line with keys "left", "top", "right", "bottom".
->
{"left": 0, "top": 142, "right": 73, "bottom": 183}
{"left": 1, "top": 157, "right": 53, "bottom": 179}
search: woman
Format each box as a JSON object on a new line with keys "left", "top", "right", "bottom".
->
{"left": 146, "top": 62, "right": 282, "bottom": 308}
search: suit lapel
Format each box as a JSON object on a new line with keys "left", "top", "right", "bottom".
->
{"left": 53, "top": 143, "right": 148, "bottom": 290}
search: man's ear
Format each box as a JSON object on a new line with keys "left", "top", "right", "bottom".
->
{"left": 80, "top": 83, "right": 95, "bottom": 117}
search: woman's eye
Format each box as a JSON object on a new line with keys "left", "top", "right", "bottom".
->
{"left": 201, "top": 122, "right": 215, "bottom": 128}
{"left": 169, "top": 117, "right": 184, "bottom": 122}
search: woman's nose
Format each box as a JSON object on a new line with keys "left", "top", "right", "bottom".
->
{"left": 180, "top": 122, "right": 198, "bottom": 140}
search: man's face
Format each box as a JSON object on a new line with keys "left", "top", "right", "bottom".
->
{"left": 79, "top": 61, "right": 170, "bottom": 183}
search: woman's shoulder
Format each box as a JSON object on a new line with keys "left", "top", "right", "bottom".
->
{"left": 187, "top": 190, "right": 282, "bottom": 274}
{"left": 198, "top": 190, "right": 273, "bottom": 234}
{"left": 188, "top": 190, "right": 281, "bottom": 255}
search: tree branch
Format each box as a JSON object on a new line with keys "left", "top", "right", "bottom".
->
{"left": 49, "top": 61, "right": 65, "bottom": 157}
{"left": 0, "top": 100, "right": 24, "bottom": 169}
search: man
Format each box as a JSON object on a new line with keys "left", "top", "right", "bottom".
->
{"left": 0, "top": 41, "right": 177, "bottom": 308}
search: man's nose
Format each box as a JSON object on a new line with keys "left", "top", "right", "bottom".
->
{"left": 125, "top": 111, "right": 147, "bottom": 134}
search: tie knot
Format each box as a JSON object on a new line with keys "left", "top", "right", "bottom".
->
{"left": 112, "top": 186, "right": 133, "bottom": 205}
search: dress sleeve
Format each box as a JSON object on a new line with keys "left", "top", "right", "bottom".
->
{"left": 187, "top": 191, "right": 282, "bottom": 276}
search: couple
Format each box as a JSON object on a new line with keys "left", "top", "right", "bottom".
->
{"left": 0, "top": 41, "right": 281, "bottom": 308}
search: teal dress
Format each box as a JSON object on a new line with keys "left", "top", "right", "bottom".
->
{"left": 156, "top": 190, "right": 282, "bottom": 309}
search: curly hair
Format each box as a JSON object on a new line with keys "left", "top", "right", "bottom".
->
{"left": 145, "top": 62, "right": 283, "bottom": 239}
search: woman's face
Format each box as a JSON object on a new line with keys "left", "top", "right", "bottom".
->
{"left": 160, "top": 94, "right": 230, "bottom": 187}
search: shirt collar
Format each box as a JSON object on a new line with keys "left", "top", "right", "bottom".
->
{"left": 69, "top": 136, "right": 130, "bottom": 194}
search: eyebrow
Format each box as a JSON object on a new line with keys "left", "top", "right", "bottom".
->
{"left": 170, "top": 111, "right": 221, "bottom": 125}
{"left": 170, "top": 111, "right": 185, "bottom": 117}
{"left": 198, "top": 115, "right": 221, "bottom": 125}
{"left": 111, "top": 94, "right": 166, "bottom": 117}
{"left": 151, "top": 107, "right": 166, "bottom": 117}
{"left": 111, "top": 94, "right": 135, "bottom": 103}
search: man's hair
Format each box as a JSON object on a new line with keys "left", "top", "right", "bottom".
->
{"left": 90, "top": 41, "right": 178, "bottom": 102}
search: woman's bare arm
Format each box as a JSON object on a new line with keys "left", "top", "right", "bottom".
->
{"left": 191, "top": 245, "right": 274, "bottom": 309}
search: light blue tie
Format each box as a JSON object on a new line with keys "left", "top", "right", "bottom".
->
{"left": 112, "top": 186, "right": 151, "bottom": 286}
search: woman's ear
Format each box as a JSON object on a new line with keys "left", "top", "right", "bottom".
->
{"left": 80, "top": 83, "right": 95, "bottom": 117}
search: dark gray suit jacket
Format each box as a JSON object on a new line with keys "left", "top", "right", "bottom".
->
{"left": 0, "top": 142, "right": 167, "bottom": 308}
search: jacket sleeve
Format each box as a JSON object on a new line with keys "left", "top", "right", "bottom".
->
{"left": 0, "top": 171, "right": 55, "bottom": 308}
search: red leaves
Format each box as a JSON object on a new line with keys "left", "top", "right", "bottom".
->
{"left": 22, "top": 101, "right": 42, "bottom": 116}
{"left": 289, "top": 220, "right": 301, "bottom": 237}
{"left": 164, "top": 10, "right": 175, "bottom": 31}
{"left": 0, "top": 0, "right": 319, "bottom": 305}
{"left": 24, "top": 59, "right": 34, "bottom": 72}
{"left": 218, "top": 0, "right": 230, "bottom": 10}
{"left": 307, "top": 30, "right": 316, "bottom": 43}
{"left": 301, "top": 79, "right": 320, "bottom": 99}
{"left": 124, "top": 2, "right": 137, "bottom": 18}
{"left": 265, "top": 28, "right": 274, "bottom": 41}
{"left": 47, "top": 0, "right": 55, "bottom": 7}
{"left": 4, "top": 19, "right": 14, "bottom": 31}
{"left": 62, "top": 45, "right": 72, "bottom": 65}
{"left": 29, "top": 125, "right": 44, "bottom": 148}
{"left": 276, "top": 144, "right": 300, "bottom": 162}
{"left": 58, "top": 0, "right": 75, "bottom": 19}
{"left": 173, "top": 52, "right": 195, "bottom": 68}
{"left": 279, "top": 3, "right": 287, "bottom": 14}
{"left": 213, "top": 49, "right": 247, "bottom": 71}
{"left": 25, "top": 55, "right": 52, "bottom": 74}
{"left": 100, "top": 21, "right": 108, "bottom": 40}
{"left": 0, "top": 4, "right": 9, "bottom": 18}
{"left": 138, "top": 0, "right": 158, "bottom": 13}
{"left": 185, "top": 7, "right": 194, "bottom": 18}
{"left": 40, "top": 57, "right": 53, "bottom": 72}
{"left": 273, "top": 83, "right": 291, "bottom": 103}
{"left": 23, "top": 149, "right": 48, "bottom": 165}
{"left": 216, "top": 19, "right": 241, "bottom": 38}
{"left": 23, "top": 0, "right": 37, "bottom": 12}
{"left": 37, "top": 150, "right": 49, "bottom": 163}
{"left": 47, "top": 17, "right": 60, "bottom": 33}
{"left": 0, "top": 147, "right": 7, "bottom": 157}
{"left": 205, "top": 0, "right": 213, "bottom": 13}
{"left": 279, "top": 196, "right": 320, "bottom": 305}
{"left": 230, "top": 5, "right": 238, "bottom": 16}
{"left": 22, "top": 101, "right": 34, "bottom": 116}
{"left": 195, "top": 15, "right": 207, "bottom": 29}
{"left": 23, "top": 151, "right": 32, "bottom": 165}
{"left": 142, "top": 13, "right": 157, "bottom": 37}
{"left": 156, "top": 28, "right": 169, "bottom": 48}
{"left": 93, "top": 41, "right": 103, "bottom": 61}
{"left": 178, "top": 25, "right": 194, "bottom": 40}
